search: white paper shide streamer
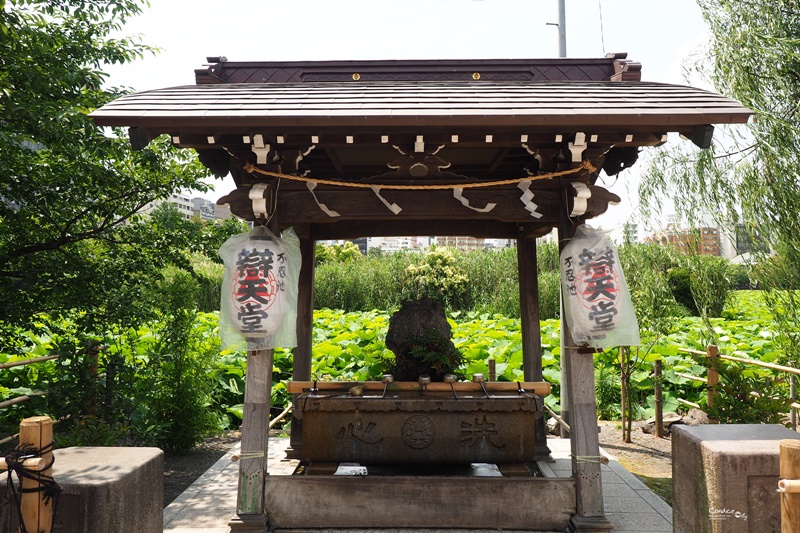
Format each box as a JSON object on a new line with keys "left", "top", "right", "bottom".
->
{"left": 517, "top": 180, "right": 543, "bottom": 218}
{"left": 453, "top": 188, "right": 496, "bottom": 213}
{"left": 371, "top": 185, "right": 402, "bottom": 215}
{"left": 306, "top": 181, "right": 340, "bottom": 218}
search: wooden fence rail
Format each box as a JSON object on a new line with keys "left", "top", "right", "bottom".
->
{"left": 0, "top": 355, "right": 59, "bottom": 448}
{"left": 0, "top": 391, "right": 48, "bottom": 410}
{"left": 0, "top": 355, "right": 58, "bottom": 370}
{"left": 656, "top": 345, "right": 799, "bottom": 433}
{"left": 676, "top": 346, "right": 800, "bottom": 373}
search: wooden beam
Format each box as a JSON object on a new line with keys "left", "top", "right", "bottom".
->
{"left": 278, "top": 186, "right": 565, "bottom": 223}
{"left": 151, "top": 129, "right": 641, "bottom": 150}
{"left": 780, "top": 439, "right": 800, "bottom": 532}
{"left": 292, "top": 229, "right": 314, "bottom": 379}
{"left": 518, "top": 238, "right": 541, "bottom": 382}
{"left": 286, "top": 380, "right": 551, "bottom": 395}
{"left": 309, "top": 220, "right": 552, "bottom": 241}
{"left": 488, "top": 147, "right": 512, "bottom": 173}
{"left": 0, "top": 456, "right": 48, "bottom": 472}
{"left": 324, "top": 148, "right": 345, "bottom": 176}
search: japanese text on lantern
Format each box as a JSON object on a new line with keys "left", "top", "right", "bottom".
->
{"left": 576, "top": 247, "right": 618, "bottom": 335}
{"left": 233, "top": 247, "right": 287, "bottom": 334}
{"left": 563, "top": 247, "right": 621, "bottom": 340}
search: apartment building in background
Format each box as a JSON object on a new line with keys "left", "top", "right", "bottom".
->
{"left": 140, "top": 193, "right": 232, "bottom": 221}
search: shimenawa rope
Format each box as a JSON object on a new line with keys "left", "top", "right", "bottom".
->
{"left": 242, "top": 160, "right": 596, "bottom": 190}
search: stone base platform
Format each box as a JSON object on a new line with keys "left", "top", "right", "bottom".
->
{"left": 672, "top": 424, "right": 800, "bottom": 533}
{"left": 165, "top": 437, "right": 673, "bottom": 533}
{"left": 1, "top": 446, "right": 163, "bottom": 533}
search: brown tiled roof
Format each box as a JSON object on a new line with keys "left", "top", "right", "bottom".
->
{"left": 91, "top": 80, "right": 751, "bottom": 132}
{"left": 89, "top": 57, "right": 752, "bottom": 234}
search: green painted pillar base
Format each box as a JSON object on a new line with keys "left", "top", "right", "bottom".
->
{"left": 228, "top": 513, "right": 268, "bottom": 531}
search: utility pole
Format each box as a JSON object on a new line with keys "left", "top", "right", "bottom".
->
{"left": 557, "top": 0, "right": 567, "bottom": 57}
{"left": 547, "top": 0, "right": 567, "bottom": 57}
{"left": 556, "top": 0, "right": 569, "bottom": 438}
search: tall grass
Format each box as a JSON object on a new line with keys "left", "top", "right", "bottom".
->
{"left": 314, "top": 245, "right": 562, "bottom": 319}
{"left": 458, "top": 247, "right": 520, "bottom": 317}
{"left": 188, "top": 254, "right": 225, "bottom": 312}
{"left": 197, "top": 240, "right": 736, "bottom": 322}
{"left": 315, "top": 251, "right": 417, "bottom": 311}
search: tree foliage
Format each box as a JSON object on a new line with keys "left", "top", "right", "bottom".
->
{"left": 639, "top": 0, "right": 800, "bottom": 362}
{"left": 404, "top": 247, "right": 470, "bottom": 309}
{"left": 0, "top": 1, "right": 213, "bottom": 332}
{"left": 315, "top": 241, "right": 362, "bottom": 265}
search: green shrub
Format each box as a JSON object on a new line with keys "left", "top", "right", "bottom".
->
{"left": 668, "top": 267, "right": 695, "bottom": 314}
{"left": 133, "top": 271, "right": 222, "bottom": 452}
{"left": 315, "top": 244, "right": 561, "bottom": 318}
{"left": 703, "top": 358, "right": 791, "bottom": 424}
{"left": 315, "top": 251, "right": 415, "bottom": 311}
{"left": 187, "top": 255, "right": 224, "bottom": 312}
{"left": 728, "top": 264, "right": 752, "bottom": 290}
{"left": 595, "top": 364, "right": 621, "bottom": 420}
{"left": 620, "top": 243, "right": 685, "bottom": 334}
{"left": 315, "top": 242, "right": 362, "bottom": 265}
{"left": 687, "top": 255, "right": 733, "bottom": 319}
{"left": 458, "top": 248, "right": 518, "bottom": 316}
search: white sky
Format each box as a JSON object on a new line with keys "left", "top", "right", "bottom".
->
{"left": 105, "top": 0, "right": 712, "bottom": 237}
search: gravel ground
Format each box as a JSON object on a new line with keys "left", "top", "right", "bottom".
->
{"left": 598, "top": 420, "right": 672, "bottom": 479}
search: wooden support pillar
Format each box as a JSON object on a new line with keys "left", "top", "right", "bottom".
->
{"left": 19, "top": 416, "right": 54, "bottom": 533}
{"left": 517, "top": 236, "right": 551, "bottom": 460}
{"left": 780, "top": 439, "right": 800, "bottom": 532}
{"left": 230, "top": 348, "right": 273, "bottom": 531}
{"left": 288, "top": 228, "right": 315, "bottom": 460}
{"left": 558, "top": 210, "right": 612, "bottom": 533}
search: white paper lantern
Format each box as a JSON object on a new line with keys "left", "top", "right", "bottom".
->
{"left": 219, "top": 226, "right": 300, "bottom": 350}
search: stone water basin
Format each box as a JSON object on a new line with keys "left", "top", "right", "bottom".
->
{"left": 299, "top": 387, "right": 543, "bottom": 465}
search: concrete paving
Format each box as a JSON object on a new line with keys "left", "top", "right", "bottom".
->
{"left": 163, "top": 437, "right": 672, "bottom": 533}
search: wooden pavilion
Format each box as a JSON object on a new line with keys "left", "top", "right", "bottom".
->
{"left": 92, "top": 55, "right": 751, "bottom": 532}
